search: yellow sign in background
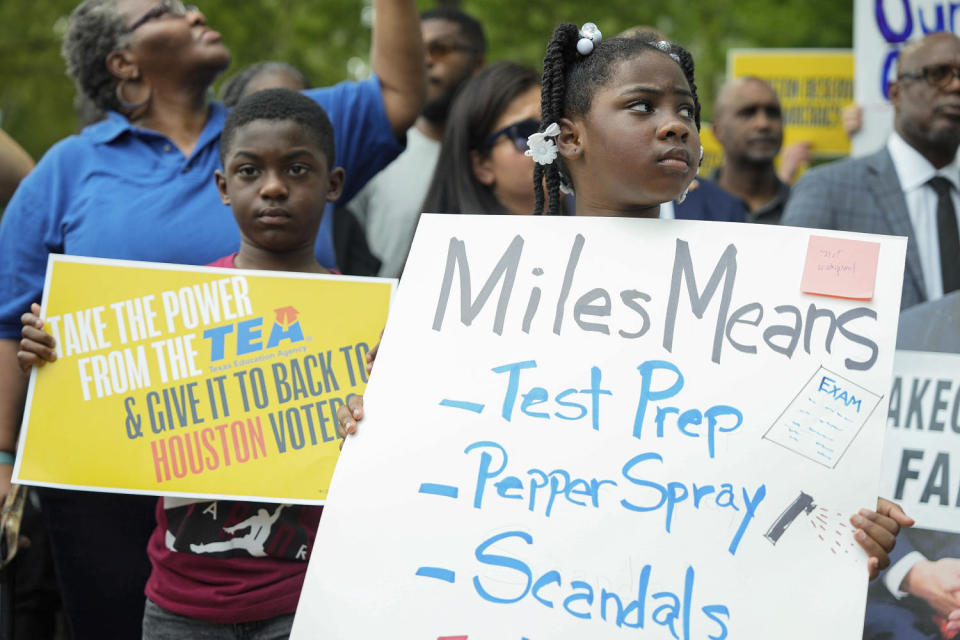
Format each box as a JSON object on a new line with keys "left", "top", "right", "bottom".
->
{"left": 14, "top": 255, "right": 393, "bottom": 504}
{"left": 698, "top": 123, "right": 724, "bottom": 179}
{"left": 727, "top": 49, "right": 854, "bottom": 157}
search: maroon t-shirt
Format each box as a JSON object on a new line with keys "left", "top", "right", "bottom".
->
{"left": 145, "top": 253, "right": 330, "bottom": 622}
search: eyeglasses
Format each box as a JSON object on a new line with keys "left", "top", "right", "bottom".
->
{"left": 898, "top": 64, "right": 960, "bottom": 89}
{"left": 425, "top": 39, "right": 476, "bottom": 59}
{"left": 483, "top": 119, "right": 541, "bottom": 153}
{"left": 126, "top": 0, "right": 198, "bottom": 33}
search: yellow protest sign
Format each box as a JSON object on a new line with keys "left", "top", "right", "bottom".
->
{"left": 14, "top": 255, "right": 393, "bottom": 504}
{"left": 727, "top": 49, "right": 853, "bottom": 157}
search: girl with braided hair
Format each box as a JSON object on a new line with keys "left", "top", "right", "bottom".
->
{"left": 519, "top": 21, "right": 914, "bottom": 586}
{"left": 529, "top": 24, "right": 702, "bottom": 218}
{"left": 335, "top": 23, "right": 913, "bottom": 596}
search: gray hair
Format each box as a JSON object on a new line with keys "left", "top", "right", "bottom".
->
{"left": 61, "top": 0, "right": 130, "bottom": 113}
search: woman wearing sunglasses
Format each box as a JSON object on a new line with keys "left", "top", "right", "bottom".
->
{"left": 0, "top": 0, "right": 424, "bottom": 637}
{"left": 422, "top": 61, "right": 550, "bottom": 216}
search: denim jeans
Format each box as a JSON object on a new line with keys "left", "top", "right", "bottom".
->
{"left": 142, "top": 599, "right": 296, "bottom": 640}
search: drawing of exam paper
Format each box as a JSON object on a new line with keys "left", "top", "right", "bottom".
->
{"left": 763, "top": 366, "right": 882, "bottom": 469}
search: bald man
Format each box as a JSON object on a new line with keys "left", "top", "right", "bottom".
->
{"left": 711, "top": 76, "right": 792, "bottom": 224}
{"left": 783, "top": 32, "right": 960, "bottom": 312}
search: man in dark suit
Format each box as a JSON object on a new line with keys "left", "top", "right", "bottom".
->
{"left": 782, "top": 32, "right": 960, "bottom": 311}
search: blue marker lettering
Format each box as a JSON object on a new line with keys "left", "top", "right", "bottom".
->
{"left": 554, "top": 388, "right": 587, "bottom": 420}
{"left": 651, "top": 589, "right": 681, "bottom": 637}
{"left": 532, "top": 570, "right": 561, "bottom": 608}
{"left": 729, "top": 485, "right": 766, "bottom": 555}
{"left": 619, "top": 564, "right": 650, "bottom": 629}
{"left": 563, "top": 581, "right": 594, "bottom": 619}
{"left": 703, "top": 604, "right": 730, "bottom": 640}
{"left": 465, "top": 440, "right": 508, "bottom": 509}
{"left": 492, "top": 360, "right": 537, "bottom": 421}
{"left": 634, "top": 360, "right": 684, "bottom": 439}
{"left": 600, "top": 589, "right": 624, "bottom": 624}
{"left": 676, "top": 409, "right": 703, "bottom": 439}
{"left": 521, "top": 387, "right": 550, "bottom": 419}
{"left": 705, "top": 405, "right": 743, "bottom": 458}
{"left": 620, "top": 453, "right": 667, "bottom": 514}
{"left": 580, "top": 366, "right": 612, "bottom": 431}
{"left": 495, "top": 475, "right": 524, "bottom": 500}
{"left": 527, "top": 469, "right": 549, "bottom": 514}
{"left": 473, "top": 530, "right": 533, "bottom": 604}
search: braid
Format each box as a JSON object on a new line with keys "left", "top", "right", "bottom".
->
{"left": 545, "top": 164, "right": 563, "bottom": 216}
{"left": 547, "top": 34, "right": 572, "bottom": 217}
{"left": 673, "top": 46, "right": 701, "bottom": 131}
{"left": 533, "top": 164, "right": 546, "bottom": 215}
{"left": 536, "top": 23, "right": 578, "bottom": 216}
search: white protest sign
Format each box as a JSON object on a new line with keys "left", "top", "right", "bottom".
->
{"left": 291, "top": 215, "right": 906, "bottom": 639}
{"left": 853, "top": 0, "right": 959, "bottom": 156}
{"left": 880, "top": 349, "right": 960, "bottom": 533}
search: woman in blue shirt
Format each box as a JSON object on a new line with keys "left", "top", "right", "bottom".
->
{"left": 0, "top": 0, "right": 424, "bottom": 637}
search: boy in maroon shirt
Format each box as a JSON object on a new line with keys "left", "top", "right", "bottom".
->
{"left": 18, "top": 88, "right": 358, "bottom": 636}
{"left": 146, "top": 88, "right": 346, "bottom": 637}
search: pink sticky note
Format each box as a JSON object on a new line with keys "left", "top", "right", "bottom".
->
{"left": 800, "top": 235, "right": 881, "bottom": 300}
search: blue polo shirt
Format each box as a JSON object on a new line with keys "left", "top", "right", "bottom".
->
{"left": 0, "top": 76, "right": 401, "bottom": 339}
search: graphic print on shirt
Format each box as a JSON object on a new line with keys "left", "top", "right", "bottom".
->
{"left": 164, "top": 499, "right": 317, "bottom": 561}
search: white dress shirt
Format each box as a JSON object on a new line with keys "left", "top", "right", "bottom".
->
{"left": 887, "top": 132, "right": 960, "bottom": 301}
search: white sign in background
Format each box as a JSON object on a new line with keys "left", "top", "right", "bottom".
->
{"left": 880, "top": 349, "right": 960, "bottom": 533}
{"left": 292, "top": 216, "right": 906, "bottom": 639}
{"left": 853, "top": 0, "right": 960, "bottom": 156}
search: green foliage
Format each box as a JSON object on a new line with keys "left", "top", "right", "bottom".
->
{"left": 0, "top": 1, "right": 77, "bottom": 159}
{"left": 459, "top": 0, "right": 853, "bottom": 122}
{"left": 204, "top": 1, "right": 372, "bottom": 93}
{"left": 0, "top": 0, "right": 852, "bottom": 161}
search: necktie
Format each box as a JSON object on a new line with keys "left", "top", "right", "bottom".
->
{"left": 927, "top": 176, "right": 960, "bottom": 295}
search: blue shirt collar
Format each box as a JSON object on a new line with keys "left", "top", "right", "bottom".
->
{"left": 84, "top": 110, "right": 134, "bottom": 144}
{"left": 84, "top": 102, "right": 229, "bottom": 153}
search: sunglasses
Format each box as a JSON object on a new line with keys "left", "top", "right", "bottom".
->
{"left": 425, "top": 39, "right": 476, "bottom": 59}
{"left": 127, "top": 0, "right": 198, "bottom": 33}
{"left": 898, "top": 64, "right": 960, "bottom": 89}
{"left": 483, "top": 119, "right": 541, "bottom": 153}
